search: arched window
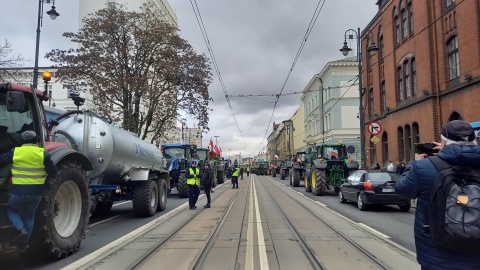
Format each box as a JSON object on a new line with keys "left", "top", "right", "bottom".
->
{"left": 405, "top": 125, "right": 412, "bottom": 161}
{"left": 381, "top": 81, "right": 386, "bottom": 113}
{"left": 382, "top": 132, "right": 389, "bottom": 165}
{"left": 369, "top": 89, "right": 374, "bottom": 117}
{"left": 405, "top": 61, "right": 411, "bottom": 98}
{"left": 398, "top": 67, "right": 404, "bottom": 101}
{"left": 449, "top": 111, "right": 463, "bottom": 121}
{"left": 412, "top": 122, "right": 420, "bottom": 145}
{"left": 408, "top": 2, "right": 414, "bottom": 35}
{"left": 378, "top": 26, "right": 384, "bottom": 61}
{"left": 393, "top": 7, "right": 400, "bottom": 46}
{"left": 402, "top": 8, "right": 408, "bottom": 39}
{"left": 411, "top": 58, "right": 417, "bottom": 95}
{"left": 398, "top": 127, "right": 404, "bottom": 162}
{"left": 446, "top": 0, "right": 455, "bottom": 8}
{"left": 447, "top": 36, "right": 460, "bottom": 80}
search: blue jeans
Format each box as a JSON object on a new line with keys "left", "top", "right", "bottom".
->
{"left": 7, "top": 193, "right": 42, "bottom": 241}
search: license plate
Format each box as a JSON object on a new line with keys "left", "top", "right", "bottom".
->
{"left": 382, "top": 188, "right": 395, "bottom": 192}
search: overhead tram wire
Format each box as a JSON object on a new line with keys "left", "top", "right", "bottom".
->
{"left": 189, "top": 0, "right": 244, "bottom": 143}
{"left": 262, "top": 0, "right": 327, "bottom": 142}
{"left": 226, "top": 82, "right": 358, "bottom": 98}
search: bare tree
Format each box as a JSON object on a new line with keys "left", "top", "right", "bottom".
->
{"left": 0, "top": 40, "right": 29, "bottom": 81}
{"left": 46, "top": 4, "right": 212, "bottom": 140}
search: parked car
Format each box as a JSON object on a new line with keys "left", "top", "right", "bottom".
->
{"left": 338, "top": 170, "right": 411, "bottom": 212}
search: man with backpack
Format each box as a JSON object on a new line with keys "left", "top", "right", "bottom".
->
{"left": 395, "top": 120, "right": 480, "bottom": 270}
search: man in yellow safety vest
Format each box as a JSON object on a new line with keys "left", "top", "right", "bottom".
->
{"left": 231, "top": 165, "right": 240, "bottom": 189}
{"left": 186, "top": 161, "right": 201, "bottom": 210}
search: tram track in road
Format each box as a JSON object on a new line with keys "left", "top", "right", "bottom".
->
{"left": 256, "top": 175, "right": 402, "bottom": 270}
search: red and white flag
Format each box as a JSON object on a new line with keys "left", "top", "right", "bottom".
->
{"left": 209, "top": 138, "right": 214, "bottom": 152}
{"left": 214, "top": 145, "right": 220, "bottom": 157}
{"left": 274, "top": 154, "right": 279, "bottom": 161}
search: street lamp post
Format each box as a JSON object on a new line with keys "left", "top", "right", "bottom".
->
{"left": 33, "top": 0, "right": 60, "bottom": 90}
{"left": 339, "top": 27, "right": 378, "bottom": 169}
{"left": 214, "top": 135, "right": 219, "bottom": 146}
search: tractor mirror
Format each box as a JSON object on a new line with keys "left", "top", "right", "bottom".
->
{"left": 6, "top": 91, "right": 25, "bottom": 112}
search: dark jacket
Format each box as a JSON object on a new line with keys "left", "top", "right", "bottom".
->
{"left": 0, "top": 146, "right": 57, "bottom": 195}
{"left": 395, "top": 144, "right": 480, "bottom": 270}
{"left": 201, "top": 167, "right": 213, "bottom": 188}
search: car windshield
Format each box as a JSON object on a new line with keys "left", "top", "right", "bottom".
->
{"left": 365, "top": 172, "right": 399, "bottom": 184}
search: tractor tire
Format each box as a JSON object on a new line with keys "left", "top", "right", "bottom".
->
{"left": 217, "top": 173, "right": 224, "bottom": 184}
{"left": 133, "top": 180, "right": 158, "bottom": 217}
{"left": 156, "top": 179, "right": 167, "bottom": 212}
{"left": 28, "top": 162, "right": 90, "bottom": 259}
{"left": 312, "top": 169, "right": 327, "bottom": 196}
{"left": 292, "top": 170, "right": 301, "bottom": 187}
{"left": 177, "top": 172, "right": 189, "bottom": 198}
{"left": 289, "top": 171, "right": 293, "bottom": 185}
{"left": 92, "top": 201, "right": 113, "bottom": 217}
{"left": 305, "top": 174, "right": 311, "bottom": 192}
{"left": 281, "top": 171, "right": 286, "bottom": 180}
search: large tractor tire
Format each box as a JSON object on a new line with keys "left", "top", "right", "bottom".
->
{"left": 133, "top": 180, "right": 158, "bottom": 217}
{"left": 217, "top": 172, "right": 224, "bottom": 184}
{"left": 28, "top": 162, "right": 89, "bottom": 259}
{"left": 292, "top": 170, "right": 301, "bottom": 187}
{"left": 312, "top": 169, "right": 327, "bottom": 196}
{"left": 92, "top": 201, "right": 113, "bottom": 217}
{"left": 289, "top": 171, "right": 293, "bottom": 185}
{"left": 177, "top": 172, "right": 189, "bottom": 198}
{"left": 156, "top": 179, "right": 167, "bottom": 212}
{"left": 305, "top": 174, "right": 312, "bottom": 192}
{"left": 280, "top": 170, "right": 286, "bottom": 180}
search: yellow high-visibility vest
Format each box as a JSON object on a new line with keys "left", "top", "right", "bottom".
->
{"left": 187, "top": 167, "right": 200, "bottom": 186}
{"left": 232, "top": 167, "right": 240, "bottom": 177}
{"left": 12, "top": 145, "right": 46, "bottom": 185}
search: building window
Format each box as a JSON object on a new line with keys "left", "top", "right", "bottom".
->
{"left": 412, "top": 58, "right": 417, "bottom": 95}
{"left": 405, "top": 61, "right": 411, "bottom": 98}
{"left": 449, "top": 111, "right": 463, "bottom": 121}
{"left": 382, "top": 132, "right": 389, "bottom": 165}
{"left": 447, "top": 36, "right": 460, "bottom": 80}
{"left": 379, "top": 35, "right": 384, "bottom": 61}
{"left": 446, "top": 0, "right": 455, "bottom": 8}
{"left": 412, "top": 122, "right": 420, "bottom": 146}
{"left": 381, "top": 81, "right": 386, "bottom": 113}
{"left": 398, "top": 67, "right": 404, "bottom": 101}
{"left": 395, "top": 15, "right": 401, "bottom": 45}
{"left": 408, "top": 3, "right": 414, "bottom": 35}
{"left": 402, "top": 9, "right": 408, "bottom": 39}
{"left": 398, "top": 127, "right": 404, "bottom": 162}
{"left": 405, "top": 125, "right": 412, "bottom": 161}
{"left": 369, "top": 89, "right": 374, "bottom": 117}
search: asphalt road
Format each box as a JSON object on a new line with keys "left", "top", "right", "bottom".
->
{"left": 272, "top": 175, "right": 417, "bottom": 252}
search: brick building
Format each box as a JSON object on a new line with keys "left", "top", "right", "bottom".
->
{"left": 361, "top": 0, "right": 480, "bottom": 168}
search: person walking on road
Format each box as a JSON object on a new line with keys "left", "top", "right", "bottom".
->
{"left": 387, "top": 160, "right": 394, "bottom": 171}
{"left": 239, "top": 165, "right": 244, "bottom": 180}
{"left": 186, "top": 161, "right": 201, "bottom": 210}
{"left": 202, "top": 163, "right": 213, "bottom": 208}
{"left": 231, "top": 165, "right": 240, "bottom": 189}
{"left": 0, "top": 131, "right": 57, "bottom": 252}
{"left": 395, "top": 120, "right": 480, "bottom": 270}
{"left": 246, "top": 165, "right": 250, "bottom": 176}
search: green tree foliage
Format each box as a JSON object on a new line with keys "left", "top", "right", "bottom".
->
{"left": 46, "top": 4, "right": 212, "bottom": 142}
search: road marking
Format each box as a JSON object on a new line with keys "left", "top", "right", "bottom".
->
{"left": 89, "top": 215, "right": 121, "bottom": 228}
{"left": 246, "top": 178, "right": 254, "bottom": 270}
{"left": 112, "top": 201, "right": 131, "bottom": 207}
{"left": 357, "top": 223, "right": 390, "bottom": 239}
{"left": 253, "top": 177, "right": 268, "bottom": 269}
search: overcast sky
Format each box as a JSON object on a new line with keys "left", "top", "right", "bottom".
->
{"left": 1, "top": 0, "right": 377, "bottom": 158}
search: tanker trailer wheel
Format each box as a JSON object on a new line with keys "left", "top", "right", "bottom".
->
{"left": 156, "top": 179, "right": 167, "bottom": 212}
{"left": 312, "top": 169, "right": 327, "bottom": 196}
{"left": 177, "top": 172, "right": 189, "bottom": 198}
{"left": 28, "top": 162, "right": 89, "bottom": 259}
{"left": 217, "top": 172, "right": 224, "bottom": 184}
{"left": 133, "top": 180, "right": 158, "bottom": 217}
{"left": 292, "top": 170, "right": 301, "bottom": 187}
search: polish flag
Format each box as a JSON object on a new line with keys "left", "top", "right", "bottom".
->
{"left": 274, "top": 155, "right": 279, "bottom": 161}
{"left": 209, "top": 138, "right": 214, "bottom": 152}
{"left": 214, "top": 145, "right": 220, "bottom": 156}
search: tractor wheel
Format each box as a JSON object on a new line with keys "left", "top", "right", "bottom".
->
{"left": 281, "top": 170, "right": 286, "bottom": 180}
{"left": 133, "top": 180, "right": 158, "bottom": 217}
{"left": 217, "top": 172, "right": 224, "bottom": 184}
{"left": 156, "top": 179, "right": 167, "bottom": 212}
{"left": 177, "top": 172, "right": 189, "bottom": 198}
{"left": 272, "top": 170, "right": 276, "bottom": 177}
{"left": 292, "top": 170, "right": 301, "bottom": 187}
{"left": 289, "top": 171, "right": 293, "bottom": 185}
{"left": 305, "top": 174, "right": 311, "bottom": 192}
{"left": 92, "top": 201, "right": 113, "bottom": 217}
{"left": 312, "top": 169, "right": 327, "bottom": 196}
{"left": 28, "top": 162, "right": 89, "bottom": 259}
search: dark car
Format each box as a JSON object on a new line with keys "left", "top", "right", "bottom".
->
{"left": 338, "top": 170, "right": 411, "bottom": 212}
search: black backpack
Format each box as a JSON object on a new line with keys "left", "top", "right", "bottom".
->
{"left": 429, "top": 156, "right": 480, "bottom": 253}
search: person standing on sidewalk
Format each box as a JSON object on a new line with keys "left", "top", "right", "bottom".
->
{"left": 395, "top": 120, "right": 480, "bottom": 270}
{"left": 231, "top": 165, "right": 240, "bottom": 189}
{"left": 0, "top": 131, "right": 57, "bottom": 251}
{"left": 202, "top": 163, "right": 213, "bottom": 208}
{"left": 186, "top": 161, "right": 201, "bottom": 210}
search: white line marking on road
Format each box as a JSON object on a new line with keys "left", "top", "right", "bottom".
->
{"left": 246, "top": 178, "right": 254, "bottom": 270}
{"left": 253, "top": 177, "right": 269, "bottom": 269}
{"left": 89, "top": 215, "right": 121, "bottom": 228}
{"left": 62, "top": 201, "right": 190, "bottom": 270}
{"left": 112, "top": 201, "right": 131, "bottom": 207}
{"left": 357, "top": 223, "right": 390, "bottom": 239}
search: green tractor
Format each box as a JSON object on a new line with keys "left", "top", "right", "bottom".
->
{"left": 307, "top": 143, "right": 359, "bottom": 196}
{"left": 258, "top": 159, "right": 268, "bottom": 175}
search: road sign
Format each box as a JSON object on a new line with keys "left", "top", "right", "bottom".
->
{"left": 367, "top": 121, "right": 382, "bottom": 135}
{"left": 370, "top": 136, "right": 380, "bottom": 144}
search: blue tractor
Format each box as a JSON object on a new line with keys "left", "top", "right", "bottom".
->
{"left": 161, "top": 143, "right": 196, "bottom": 198}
